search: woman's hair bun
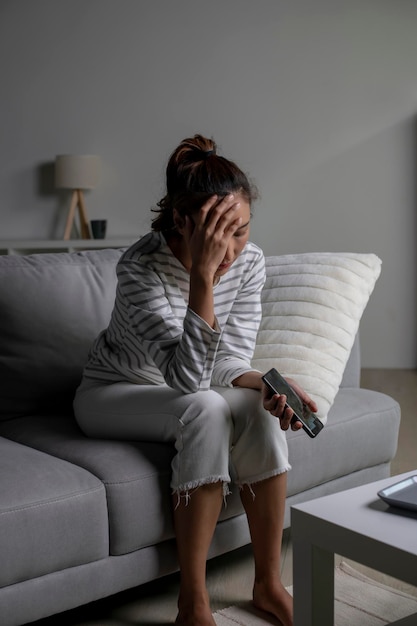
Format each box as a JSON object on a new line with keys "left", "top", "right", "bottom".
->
{"left": 178, "top": 134, "right": 217, "bottom": 163}
{"left": 200, "top": 148, "right": 214, "bottom": 159}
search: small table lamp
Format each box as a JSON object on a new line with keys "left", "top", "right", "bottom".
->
{"left": 55, "top": 155, "right": 100, "bottom": 240}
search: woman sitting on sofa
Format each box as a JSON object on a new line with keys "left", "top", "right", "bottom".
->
{"left": 74, "top": 134, "right": 317, "bottom": 626}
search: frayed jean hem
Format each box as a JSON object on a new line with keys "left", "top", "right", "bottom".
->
{"left": 236, "top": 465, "right": 292, "bottom": 499}
{"left": 172, "top": 475, "right": 231, "bottom": 508}
{"left": 171, "top": 464, "right": 291, "bottom": 507}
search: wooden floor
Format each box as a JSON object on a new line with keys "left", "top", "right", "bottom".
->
{"left": 32, "top": 369, "right": 417, "bottom": 625}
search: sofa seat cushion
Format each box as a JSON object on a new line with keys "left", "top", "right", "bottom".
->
{"left": 286, "top": 388, "right": 401, "bottom": 497}
{"left": 0, "top": 417, "right": 245, "bottom": 557}
{"left": 0, "top": 437, "right": 108, "bottom": 588}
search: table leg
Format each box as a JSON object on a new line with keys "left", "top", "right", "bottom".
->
{"left": 293, "top": 540, "right": 334, "bottom": 626}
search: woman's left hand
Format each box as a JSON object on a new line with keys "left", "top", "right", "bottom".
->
{"left": 262, "top": 376, "right": 318, "bottom": 432}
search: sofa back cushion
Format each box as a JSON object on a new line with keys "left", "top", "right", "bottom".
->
{"left": 0, "top": 249, "right": 124, "bottom": 419}
{"left": 0, "top": 247, "right": 366, "bottom": 421}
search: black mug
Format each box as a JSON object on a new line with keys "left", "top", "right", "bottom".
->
{"left": 90, "top": 219, "right": 107, "bottom": 239}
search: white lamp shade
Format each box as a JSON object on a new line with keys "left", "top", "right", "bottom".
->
{"left": 55, "top": 155, "right": 100, "bottom": 189}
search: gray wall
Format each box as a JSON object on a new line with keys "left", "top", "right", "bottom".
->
{"left": 1, "top": 0, "right": 416, "bottom": 368}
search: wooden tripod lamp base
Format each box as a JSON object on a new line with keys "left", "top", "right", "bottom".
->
{"left": 55, "top": 155, "right": 100, "bottom": 241}
{"left": 63, "top": 189, "right": 91, "bottom": 240}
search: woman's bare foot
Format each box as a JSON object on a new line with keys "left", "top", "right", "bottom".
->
{"left": 175, "top": 592, "right": 216, "bottom": 626}
{"left": 252, "top": 578, "right": 293, "bottom": 626}
{"left": 175, "top": 610, "right": 216, "bottom": 625}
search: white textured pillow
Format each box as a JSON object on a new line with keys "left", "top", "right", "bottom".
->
{"left": 252, "top": 252, "right": 381, "bottom": 423}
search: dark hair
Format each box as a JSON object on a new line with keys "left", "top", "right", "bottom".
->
{"left": 151, "top": 134, "right": 258, "bottom": 232}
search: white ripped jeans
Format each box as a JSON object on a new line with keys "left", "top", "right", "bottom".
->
{"left": 73, "top": 380, "right": 291, "bottom": 496}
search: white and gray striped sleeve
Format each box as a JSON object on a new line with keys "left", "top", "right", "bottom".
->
{"left": 211, "top": 248, "right": 266, "bottom": 387}
{"left": 117, "top": 258, "right": 221, "bottom": 393}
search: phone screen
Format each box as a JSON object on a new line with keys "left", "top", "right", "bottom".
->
{"left": 262, "top": 368, "right": 323, "bottom": 438}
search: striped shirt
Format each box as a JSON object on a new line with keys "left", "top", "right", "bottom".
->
{"left": 83, "top": 231, "right": 266, "bottom": 393}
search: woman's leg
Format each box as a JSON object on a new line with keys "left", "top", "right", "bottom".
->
{"left": 214, "top": 387, "right": 293, "bottom": 625}
{"left": 173, "top": 483, "right": 223, "bottom": 625}
{"left": 240, "top": 473, "right": 293, "bottom": 626}
{"left": 74, "top": 382, "right": 233, "bottom": 623}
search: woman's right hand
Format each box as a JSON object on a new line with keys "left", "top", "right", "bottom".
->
{"left": 184, "top": 194, "right": 242, "bottom": 279}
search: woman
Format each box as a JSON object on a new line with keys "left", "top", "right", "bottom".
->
{"left": 74, "top": 134, "right": 317, "bottom": 626}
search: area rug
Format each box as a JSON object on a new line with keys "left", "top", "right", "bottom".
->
{"left": 213, "top": 561, "right": 417, "bottom": 625}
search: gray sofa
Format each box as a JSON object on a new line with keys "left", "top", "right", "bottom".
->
{"left": 0, "top": 248, "right": 401, "bottom": 626}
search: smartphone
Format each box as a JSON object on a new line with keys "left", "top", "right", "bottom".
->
{"left": 262, "top": 368, "right": 324, "bottom": 438}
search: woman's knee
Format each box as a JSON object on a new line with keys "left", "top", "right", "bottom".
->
{"left": 180, "top": 389, "right": 230, "bottom": 422}
{"left": 178, "top": 389, "right": 233, "bottom": 443}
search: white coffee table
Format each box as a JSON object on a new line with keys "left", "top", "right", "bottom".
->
{"left": 291, "top": 470, "right": 417, "bottom": 626}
